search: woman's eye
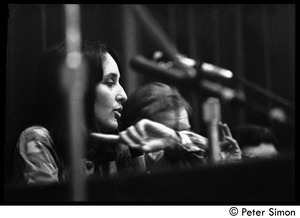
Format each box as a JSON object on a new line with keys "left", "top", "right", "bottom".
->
{"left": 106, "top": 79, "right": 115, "bottom": 86}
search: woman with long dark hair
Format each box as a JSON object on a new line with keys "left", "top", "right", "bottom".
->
{"left": 14, "top": 41, "right": 133, "bottom": 185}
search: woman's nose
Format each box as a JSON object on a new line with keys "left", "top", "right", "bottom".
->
{"left": 116, "top": 85, "right": 127, "bottom": 102}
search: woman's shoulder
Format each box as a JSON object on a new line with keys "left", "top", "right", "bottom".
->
{"left": 19, "top": 126, "right": 52, "bottom": 142}
{"left": 15, "top": 125, "right": 60, "bottom": 185}
{"left": 17, "top": 125, "right": 54, "bottom": 152}
{"left": 21, "top": 125, "right": 50, "bottom": 136}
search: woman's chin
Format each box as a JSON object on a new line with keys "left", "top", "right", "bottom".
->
{"left": 106, "top": 120, "right": 119, "bottom": 132}
{"left": 96, "top": 119, "right": 119, "bottom": 133}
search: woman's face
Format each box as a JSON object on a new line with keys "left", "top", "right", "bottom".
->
{"left": 94, "top": 53, "right": 127, "bottom": 133}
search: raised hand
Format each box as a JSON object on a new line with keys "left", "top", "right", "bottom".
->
{"left": 219, "top": 122, "right": 242, "bottom": 160}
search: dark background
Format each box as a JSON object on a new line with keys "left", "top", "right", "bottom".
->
{"left": 6, "top": 4, "right": 295, "bottom": 185}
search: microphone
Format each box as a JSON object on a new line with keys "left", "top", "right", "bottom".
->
{"left": 130, "top": 55, "right": 246, "bottom": 104}
{"left": 131, "top": 55, "right": 191, "bottom": 81}
{"left": 203, "top": 97, "right": 222, "bottom": 163}
{"left": 153, "top": 51, "right": 233, "bottom": 80}
{"left": 200, "top": 80, "right": 246, "bottom": 104}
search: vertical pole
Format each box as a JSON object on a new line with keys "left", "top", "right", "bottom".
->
{"left": 63, "top": 4, "right": 87, "bottom": 201}
{"left": 235, "top": 4, "right": 246, "bottom": 126}
{"left": 40, "top": 4, "right": 47, "bottom": 51}
{"left": 122, "top": 5, "right": 138, "bottom": 95}
{"left": 212, "top": 5, "right": 221, "bottom": 65}
{"left": 187, "top": 5, "right": 200, "bottom": 134}
{"left": 203, "top": 97, "right": 222, "bottom": 163}
{"left": 261, "top": 5, "right": 273, "bottom": 110}
{"left": 168, "top": 5, "right": 177, "bottom": 45}
{"left": 288, "top": 5, "right": 295, "bottom": 106}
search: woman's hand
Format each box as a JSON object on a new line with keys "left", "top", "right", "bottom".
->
{"left": 119, "top": 119, "right": 180, "bottom": 152}
{"left": 90, "top": 119, "right": 180, "bottom": 153}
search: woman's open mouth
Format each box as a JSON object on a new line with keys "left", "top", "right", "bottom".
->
{"left": 113, "top": 110, "right": 121, "bottom": 119}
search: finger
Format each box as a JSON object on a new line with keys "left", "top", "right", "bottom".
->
{"left": 219, "top": 122, "right": 226, "bottom": 139}
{"left": 222, "top": 123, "right": 232, "bottom": 137}
{"left": 139, "top": 139, "right": 165, "bottom": 153}
{"left": 224, "top": 136, "right": 239, "bottom": 149}
{"left": 134, "top": 119, "right": 150, "bottom": 138}
{"left": 220, "top": 140, "right": 230, "bottom": 149}
{"left": 90, "top": 133, "right": 120, "bottom": 143}
{"left": 119, "top": 131, "right": 141, "bottom": 149}
{"left": 126, "top": 126, "right": 144, "bottom": 144}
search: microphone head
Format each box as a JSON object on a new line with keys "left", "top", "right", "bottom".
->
{"left": 130, "top": 55, "right": 190, "bottom": 81}
{"left": 202, "top": 97, "right": 221, "bottom": 123}
{"left": 200, "top": 80, "right": 246, "bottom": 105}
{"left": 201, "top": 62, "right": 233, "bottom": 79}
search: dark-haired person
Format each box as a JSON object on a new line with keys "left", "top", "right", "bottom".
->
{"left": 233, "top": 125, "right": 278, "bottom": 159}
{"left": 14, "top": 41, "right": 132, "bottom": 185}
{"left": 119, "top": 82, "right": 241, "bottom": 173}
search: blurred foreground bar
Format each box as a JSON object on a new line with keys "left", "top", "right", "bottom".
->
{"left": 5, "top": 156, "right": 295, "bottom": 203}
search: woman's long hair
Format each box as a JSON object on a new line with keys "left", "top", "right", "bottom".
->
{"left": 35, "top": 40, "right": 124, "bottom": 178}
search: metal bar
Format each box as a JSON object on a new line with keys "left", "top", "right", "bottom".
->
{"left": 237, "top": 75, "right": 293, "bottom": 108}
{"left": 129, "top": 5, "right": 197, "bottom": 79}
{"left": 212, "top": 5, "right": 221, "bottom": 65}
{"left": 203, "top": 97, "right": 222, "bottom": 163}
{"left": 40, "top": 4, "right": 47, "bottom": 51}
{"left": 187, "top": 5, "right": 201, "bottom": 134}
{"left": 261, "top": 5, "right": 273, "bottom": 109}
{"left": 235, "top": 4, "right": 246, "bottom": 125}
{"left": 63, "top": 4, "right": 87, "bottom": 201}
{"left": 168, "top": 5, "right": 177, "bottom": 45}
{"left": 122, "top": 5, "right": 139, "bottom": 95}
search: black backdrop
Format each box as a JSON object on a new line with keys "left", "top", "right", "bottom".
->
{"left": 6, "top": 4, "right": 295, "bottom": 185}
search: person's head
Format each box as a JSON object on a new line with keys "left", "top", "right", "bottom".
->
{"left": 36, "top": 40, "right": 127, "bottom": 134}
{"left": 233, "top": 125, "right": 278, "bottom": 159}
{"left": 81, "top": 41, "right": 127, "bottom": 133}
{"left": 121, "top": 82, "right": 191, "bottom": 131}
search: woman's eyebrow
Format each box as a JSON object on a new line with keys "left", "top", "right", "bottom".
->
{"left": 103, "top": 72, "right": 118, "bottom": 78}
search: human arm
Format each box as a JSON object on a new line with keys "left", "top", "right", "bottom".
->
{"left": 91, "top": 119, "right": 207, "bottom": 153}
{"left": 91, "top": 119, "right": 208, "bottom": 172}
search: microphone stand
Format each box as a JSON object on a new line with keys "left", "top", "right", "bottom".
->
{"left": 203, "top": 98, "right": 222, "bottom": 163}
{"left": 235, "top": 75, "right": 293, "bottom": 109}
{"left": 130, "top": 4, "right": 294, "bottom": 129}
